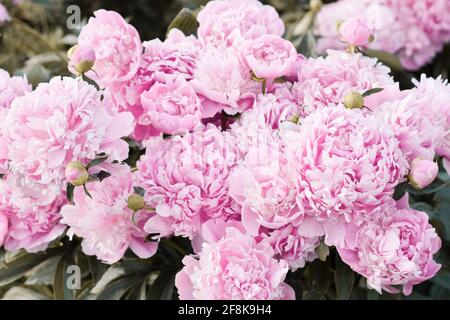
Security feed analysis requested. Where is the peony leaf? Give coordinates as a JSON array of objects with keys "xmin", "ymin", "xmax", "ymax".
[
  {"xmin": 96, "ymin": 276, "xmax": 141, "ymax": 300},
  {"xmin": 66, "ymin": 183, "xmax": 75, "ymax": 204},
  {"xmin": 363, "ymin": 49, "xmax": 403, "ymax": 71},
  {"xmin": 362, "ymin": 87, "xmax": 384, "ymax": 97},
  {"xmin": 393, "ymin": 181, "xmax": 408, "ymax": 200},
  {"xmin": 147, "ymin": 269, "xmax": 176, "ymax": 300},
  {"xmin": 167, "ymin": 8, "xmax": 199, "ymax": 36},
  {"xmin": 86, "ymin": 154, "xmax": 108, "ymax": 170},
  {"xmin": 53, "ymin": 253, "xmax": 76, "ymax": 300},
  {"xmin": 335, "ymin": 254, "xmax": 354, "ymax": 300}
]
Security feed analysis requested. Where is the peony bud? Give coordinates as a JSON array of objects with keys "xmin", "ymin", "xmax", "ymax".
[
  {"xmin": 339, "ymin": 17, "xmax": 373, "ymax": 47},
  {"xmin": 65, "ymin": 161, "xmax": 89, "ymax": 186},
  {"xmin": 0, "ymin": 4, "xmax": 11, "ymax": 26},
  {"xmin": 343, "ymin": 91, "xmax": 364, "ymax": 109},
  {"xmin": 408, "ymin": 158, "xmax": 439, "ymax": 189},
  {"xmin": 68, "ymin": 45, "xmax": 96, "ymax": 75},
  {"xmin": 127, "ymin": 194, "xmax": 145, "ymax": 212}
]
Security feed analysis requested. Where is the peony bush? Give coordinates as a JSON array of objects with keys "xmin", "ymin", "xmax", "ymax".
[{"xmin": 0, "ymin": 0, "xmax": 449, "ymax": 300}]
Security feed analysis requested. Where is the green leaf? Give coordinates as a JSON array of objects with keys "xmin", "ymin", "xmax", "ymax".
[
  {"xmin": 133, "ymin": 186, "xmax": 145, "ymax": 197},
  {"xmin": 25, "ymin": 255, "xmax": 60, "ymax": 286},
  {"xmin": 88, "ymin": 256, "xmax": 109, "ymax": 284},
  {"xmin": 53, "ymin": 253, "xmax": 77, "ymax": 300},
  {"xmin": 393, "ymin": 181, "xmax": 408, "ymax": 200},
  {"xmin": 66, "ymin": 183, "xmax": 75, "ymax": 204},
  {"xmin": 96, "ymin": 276, "xmax": 140, "ymax": 300},
  {"xmin": 363, "ymin": 49, "xmax": 403, "ymax": 71},
  {"xmin": 335, "ymin": 255, "xmax": 354, "ymax": 300},
  {"xmin": 147, "ymin": 270, "xmax": 176, "ymax": 300},
  {"xmin": 303, "ymin": 258, "xmax": 331, "ymax": 300},
  {"xmin": 295, "ymin": 31, "xmax": 317, "ymax": 58},
  {"xmin": 362, "ymin": 87, "xmax": 384, "ymax": 97},
  {"xmin": 167, "ymin": 8, "xmax": 199, "ymax": 36},
  {"xmin": 0, "ymin": 248, "xmax": 64, "ymax": 286},
  {"xmin": 83, "ymin": 184, "xmax": 92, "ymax": 199},
  {"xmin": 86, "ymin": 154, "xmax": 108, "ymax": 170}
]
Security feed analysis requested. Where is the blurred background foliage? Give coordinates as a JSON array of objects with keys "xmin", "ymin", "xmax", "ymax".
[{"xmin": 0, "ymin": 0, "xmax": 449, "ymax": 300}]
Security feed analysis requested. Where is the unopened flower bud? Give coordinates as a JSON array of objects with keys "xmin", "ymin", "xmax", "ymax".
[
  {"xmin": 339, "ymin": 17, "xmax": 373, "ymax": 47},
  {"xmin": 68, "ymin": 45, "xmax": 96, "ymax": 75},
  {"xmin": 343, "ymin": 91, "xmax": 364, "ymax": 109},
  {"xmin": 65, "ymin": 161, "xmax": 89, "ymax": 186},
  {"xmin": 127, "ymin": 194, "xmax": 145, "ymax": 212},
  {"xmin": 408, "ymin": 158, "xmax": 438, "ymax": 189}
]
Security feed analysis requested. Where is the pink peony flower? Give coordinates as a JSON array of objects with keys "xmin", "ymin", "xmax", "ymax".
[
  {"xmin": 230, "ymin": 89, "xmax": 300, "ymax": 156},
  {"xmin": 411, "ymin": 75, "xmax": 450, "ymax": 162},
  {"xmin": 339, "ymin": 17, "xmax": 373, "ymax": 47},
  {"xmin": 0, "ymin": 69, "xmax": 32, "ymax": 174},
  {"xmin": 175, "ymin": 223, "xmax": 295, "ymax": 300},
  {"xmin": 107, "ymin": 29, "xmax": 202, "ymax": 141},
  {"xmin": 197, "ymin": 0, "xmax": 285, "ymax": 48},
  {"xmin": 335, "ymin": 203, "xmax": 441, "ymax": 295},
  {"xmin": 68, "ymin": 45, "xmax": 96, "ymax": 75},
  {"xmin": 408, "ymin": 158, "xmax": 439, "ymax": 189},
  {"xmin": 140, "ymin": 76, "xmax": 202, "ymax": 135},
  {"xmin": 259, "ymin": 223, "xmax": 321, "ymax": 271},
  {"xmin": 229, "ymin": 133, "xmax": 302, "ymax": 234},
  {"xmin": 241, "ymin": 35, "xmax": 297, "ymax": 79},
  {"xmin": 374, "ymin": 88, "xmax": 440, "ymax": 163},
  {"xmin": 135, "ymin": 125, "xmax": 241, "ymax": 239},
  {"xmin": 142, "ymin": 29, "xmax": 202, "ymax": 82},
  {"xmin": 287, "ymin": 107, "xmax": 408, "ymax": 225},
  {"xmin": 191, "ymin": 46, "xmax": 260, "ymax": 117},
  {"xmin": 292, "ymin": 50, "xmax": 394, "ymax": 117},
  {"xmin": 315, "ymin": 0, "xmax": 450, "ymax": 70},
  {"xmin": 0, "ymin": 4, "xmax": 10, "ymax": 26},
  {"xmin": 0, "ymin": 69, "xmax": 32, "ymax": 110},
  {"xmin": 0, "ymin": 174, "xmax": 66, "ymax": 252},
  {"xmin": 77, "ymin": 10, "xmax": 142, "ymax": 87},
  {"xmin": 1, "ymin": 77, "xmax": 133, "ymax": 188},
  {"xmin": 60, "ymin": 165, "xmax": 157, "ymax": 264}
]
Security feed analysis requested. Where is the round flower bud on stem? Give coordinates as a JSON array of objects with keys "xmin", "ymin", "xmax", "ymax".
[
  {"xmin": 65, "ymin": 161, "xmax": 89, "ymax": 186},
  {"xmin": 127, "ymin": 193, "xmax": 145, "ymax": 212},
  {"xmin": 408, "ymin": 158, "xmax": 439, "ymax": 189},
  {"xmin": 343, "ymin": 91, "xmax": 364, "ymax": 109},
  {"xmin": 68, "ymin": 45, "xmax": 96, "ymax": 75}
]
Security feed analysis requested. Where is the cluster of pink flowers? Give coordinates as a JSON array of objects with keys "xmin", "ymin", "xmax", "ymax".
[
  {"xmin": 315, "ymin": 0, "xmax": 450, "ymax": 70},
  {"xmin": 0, "ymin": 0, "xmax": 447, "ymax": 300}
]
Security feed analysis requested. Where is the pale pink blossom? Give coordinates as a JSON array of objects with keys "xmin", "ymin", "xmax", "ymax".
[
  {"xmin": 78, "ymin": 10, "xmax": 142, "ymax": 87},
  {"xmin": 339, "ymin": 17, "xmax": 373, "ymax": 47},
  {"xmin": 107, "ymin": 29, "xmax": 202, "ymax": 141},
  {"xmin": 0, "ymin": 69, "xmax": 32, "ymax": 110},
  {"xmin": 0, "ymin": 174, "xmax": 66, "ymax": 252},
  {"xmin": 259, "ymin": 223, "xmax": 321, "ymax": 271},
  {"xmin": 229, "ymin": 133, "xmax": 302, "ymax": 234},
  {"xmin": 0, "ymin": 4, "xmax": 10, "ymax": 26},
  {"xmin": 0, "ymin": 69, "xmax": 31, "ymax": 174},
  {"xmin": 334, "ymin": 202, "xmax": 441, "ymax": 295},
  {"xmin": 175, "ymin": 222, "xmax": 295, "ymax": 300},
  {"xmin": 197, "ymin": 0, "xmax": 284, "ymax": 48},
  {"xmin": 316, "ymin": 0, "xmax": 450, "ymax": 70},
  {"xmin": 292, "ymin": 50, "xmax": 394, "ymax": 117},
  {"xmin": 191, "ymin": 46, "xmax": 260, "ymax": 117},
  {"xmin": 287, "ymin": 107, "xmax": 408, "ymax": 225},
  {"xmin": 241, "ymin": 35, "xmax": 297, "ymax": 79},
  {"xmin": 140, "ymin": 76, "xmax": 202, "ymax": 135},
  {"xmin": 60, "ymin": 165, "xmax": 157, "ymax": 264},
  {"xmin": 408, "ymin": 158, "xmax": 439, "ymax": 189},
  {"xmin": 1, "ymin": 77, "xmax": 133, "ymax": 188},
  {"xmin": 135, "ymin": 125, "xmax": 241, "ymax": 239}
]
